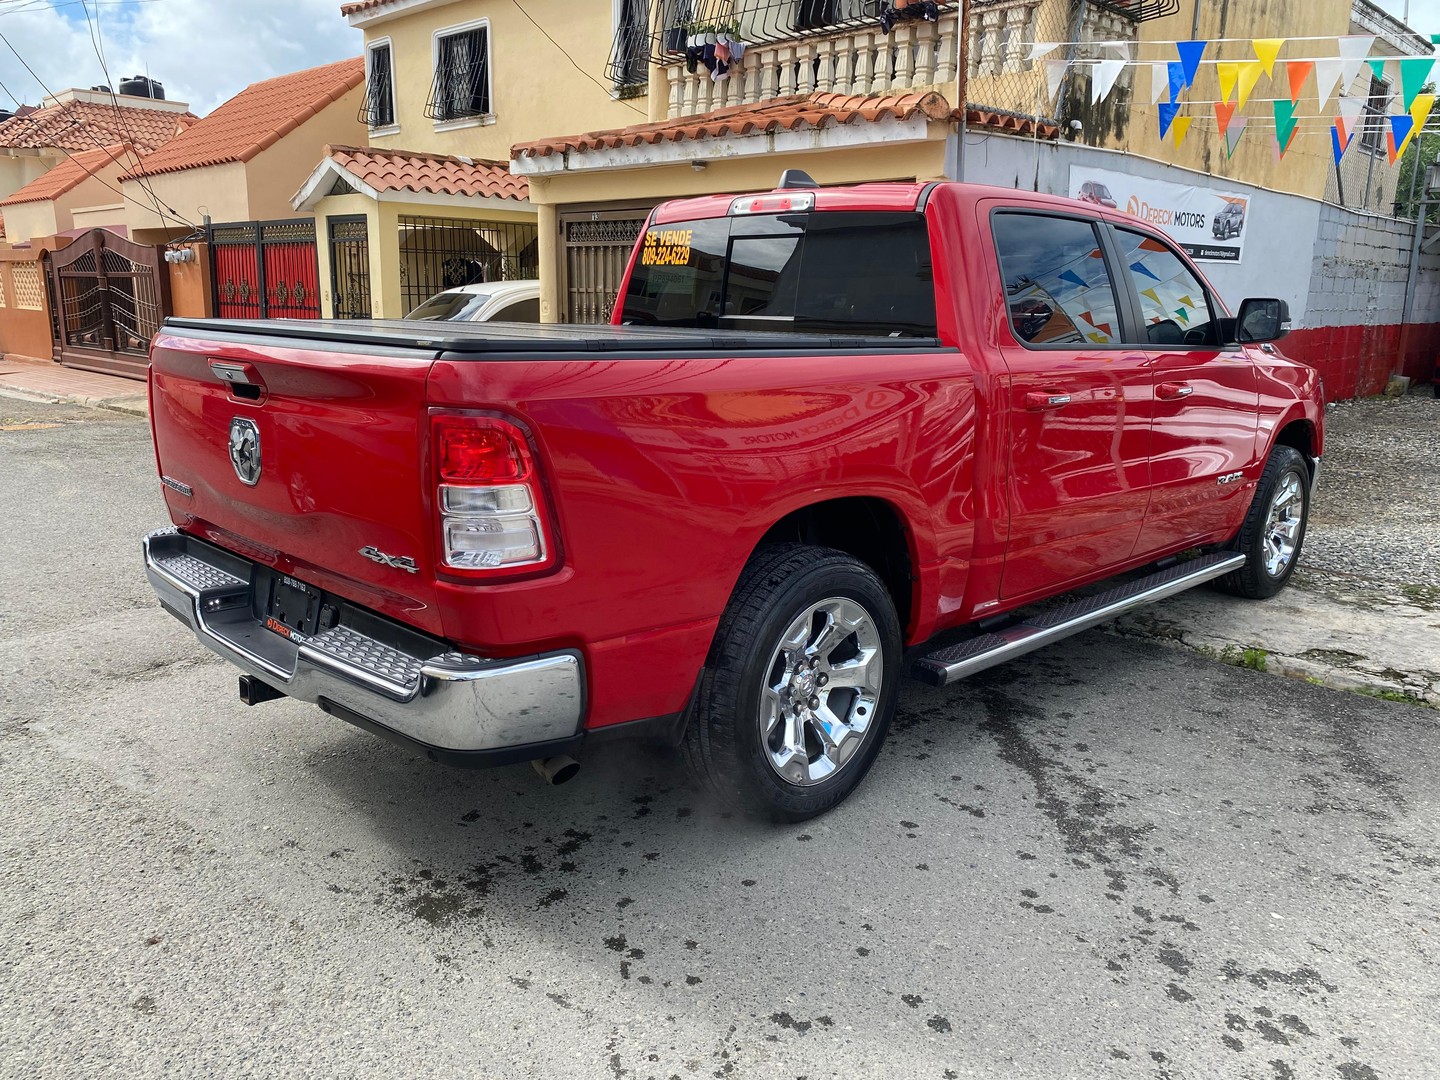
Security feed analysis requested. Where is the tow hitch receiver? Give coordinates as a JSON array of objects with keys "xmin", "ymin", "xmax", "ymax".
[{"xmin": 238, "ymin": 675, "xmax": 286, "ymax": 706}]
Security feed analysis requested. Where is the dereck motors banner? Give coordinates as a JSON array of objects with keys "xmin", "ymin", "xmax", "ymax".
[{"xmin": 1068, "ymin": 165, "xmax": 1252, "ymax": 263}]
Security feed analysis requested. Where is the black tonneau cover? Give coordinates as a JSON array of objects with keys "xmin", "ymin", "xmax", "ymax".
[{"xmin": 161, "ymin": 318, "xmax": 941, "ymax": 355}]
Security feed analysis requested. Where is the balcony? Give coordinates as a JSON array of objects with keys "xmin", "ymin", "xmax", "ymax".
[{"xmin": 663, "ymin": 14, "xmax": 960, "ymax": 119}]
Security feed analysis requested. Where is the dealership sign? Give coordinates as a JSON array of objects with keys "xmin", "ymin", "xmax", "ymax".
[{"xmin": 1068, "ymin": 166, "xmax": 1251, "ymax": 263}]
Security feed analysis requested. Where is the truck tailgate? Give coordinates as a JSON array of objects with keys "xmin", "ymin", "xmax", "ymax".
[{"xmin": 149, "ymin": 330, "xmax": 445, "ymax": 635}]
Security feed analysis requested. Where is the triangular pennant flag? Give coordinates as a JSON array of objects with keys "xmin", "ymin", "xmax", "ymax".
[
  {"xmin": 1314, "ymin": 57, "xmax": 1345, "ymax": 110},
  {"xmin": 1338, "ymin": 36, "xmax": 1375, "ymax": 89},
  {"xmin": 1087, "ymin": 333, "xmax": 1109, "ymax": 344},
  {"xmin": 1399, "ymin": 57, "xmax": 1435, "ymax": 111},
  {"xmin": 1433, "ymin": 33, "xmax": 1440, "ymax": 45},
  {"xmin": 1368, "ymin": 58, "xmax": 1387, "ymax": 83},
  {"xmin": 1172, "ymin": 116, "xmax": 1193, "ymax": 149},
  {"xmin": 1408, "ymin": 93, "xmax": 1436, "ymax": 155},
  {"xmin": 1226, "ymin": 114, "xmax": 1249, "ymax": 157},
  {"xmin": 1389, "ymin": 114, "xmax": 1415, "ymax": 165},
  {"xmin": 1217, "ymin": 62, "xmax": 1239, "ymax": 104},
  {"xmin": 1150, "ymin": 62, "xmax": 1170, "ymax": 105},
  {"xmin": 1092, "ymin": 58, "xmax": 1127, "ymax": 104},
  {"xmin": 1286, "ymin": 60, "xmax": 1313, "ymax": 104},
  {"xmin": 1174, "ymin": 307, "xmax": 1191, "ymax": 325},
  {"xmin": 1176, "ymin": 41, "xmax": 1207, "ymax": 88},
  {"xmin": 1237, "ymin": 62, "xmax": 1264, "ymax": 109},
  {"xmin": 1059, "ymin": 270, "xmax": 1087, "ymax": 289},
  {"xmin": 1108, "ymin": 41, "xmax": 1132, "ymax": 62},
  {"xmin": 1274, "ymin": 99, "xmax": 1298, "ymax": 148},
  {"xmin": 1132, "ymin": 262, "xmax": 1162, "ymax": 282},
  {"xmin": 1141, "ymin": 287, "xmax": 1161, "ymax": 304},
  {"xmin": 1027, "ymin": 42, "xmax": 1062, "ymax": 62},
  {"xmin": 1168, "ymin": 61, "xmax": 1187, "ymax": 102},
  {"xmin": 1158, "ymin": 101, "xmax": 1182, "ymax": 139},
  {"xmin": 1336, "ymin": 95, "xmax": 1365, "ymax": 145},
  {"xmin": 1178, "ymin": 295, "xmax": 1196, "ymax": 309},
  {"xmin": 1215, "ymin": 101, "xmax": 1236, "ymax": 135},
  {"xmin": 1332, "ymin": 124, "xmax": 1346, "ymax": 167},
  {"xmin": 1045, "ymin": 58, "xmax": 1070, "ymax": 103},
  {"xmin": 1252, "ymin": 39, "xmax": 1284, "ymax": 78}
]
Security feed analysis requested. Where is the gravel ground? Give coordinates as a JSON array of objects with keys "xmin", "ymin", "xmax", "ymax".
[{"xmin": 1299, "ymin": 391, "xmax": 1440, "ymax": 602}]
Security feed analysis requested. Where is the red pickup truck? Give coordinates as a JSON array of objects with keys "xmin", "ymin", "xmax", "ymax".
[{"xmin": 142, "ymin": 174, "xmax": 1323, "ymax": 820}]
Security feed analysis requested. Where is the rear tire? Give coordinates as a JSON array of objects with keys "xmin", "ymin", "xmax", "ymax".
[
  {"xmin": 1217, "ymin": 445, "xmax": 1310, "ymax": 599},
  {"xmin": 681, "ymin": 544, "xmax": 901, "ymax": 822}
]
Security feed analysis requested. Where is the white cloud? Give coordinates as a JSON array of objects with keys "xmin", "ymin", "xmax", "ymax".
[{"xmin": 0, "ymin": 0, "xmax": 360, "ymax": 115}]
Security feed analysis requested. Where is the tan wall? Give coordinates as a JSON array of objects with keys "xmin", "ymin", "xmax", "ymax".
[
  {"xmin": 363, "ymin": 0, "xmax": 639, "ymax": 159},
  {"xmin": 245, "ymin": 86, "xmax": 367, "ymax": 220},
  {"xmin": 1097, "ymin": 0, "xmax": 1351, "ymax": 200},
  {"xmin": 125, "ymin": 161, "xmax": 250, "ymax": 233},
  {"xmin": 169, "ymin": 241, "xmax": 212, "ymax": 318},
  {"xmin": 0, "ymin": 250, "xmax": 56, "ymax": 361},
  {"xmin": 71, "ymin": 203, "xmax": 128, "ymax": 231},
  {"xmin": 0, "ymin": 152, "xmax": 57, "ymax": 204},
  {"xmin": 2, "ymin": 200, "xmax": 59, "ymax": 242}
]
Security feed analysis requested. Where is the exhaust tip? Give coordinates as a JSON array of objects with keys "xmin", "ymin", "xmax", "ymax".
[{"xmin": 531, "ymin": 755, "xmax": 581, "ymax": 786}]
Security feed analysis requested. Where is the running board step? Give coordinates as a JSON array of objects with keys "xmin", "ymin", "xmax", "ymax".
[{"xmin": 910, "ymin": 552, "xmax": 1246, "ymax": 688}]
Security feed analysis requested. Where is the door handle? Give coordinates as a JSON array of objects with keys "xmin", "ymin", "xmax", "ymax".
[
  {"xmin": 1025, "ymin": 391, "xmax": 1072, "ymax": 411},
  {"xmin": 1156, "ymin": 381, "xmax": 1194, "ymax": 401}
]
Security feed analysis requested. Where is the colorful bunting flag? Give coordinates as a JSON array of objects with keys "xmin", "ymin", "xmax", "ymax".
[
  {"xmin": 1314, "ymin": 57, "xmax": 1345, "ymax": 110},
  {"xmin": 1150, "ymin": 62, "xmax": 1170, "ymax": 106},
  {"xmin": 1168, "ymin": 61, "xmax": 1187, "ymax": 102},
  {"xmin": 1225, "ymin": 114, "xmax": 1249, "ymax": 157},
  {"xmin": 1273, "ymin": 100, "xmax": 1298, "ymax": 148},
  {"xmin": 1174, "ymin": 307, "xmax": 1191, "ymax": 325},
  {"xmin": 1331, "ymin": 124, "xmax": 1346, "ymax": 167},
  {"xmin": 1338, "ymin": 36, "xmax": 1375, "ymax": 89},
  {"xmin": 1172, "ymin": 116, "xmax": 1193, "ymax": 149},
  {"xmin": 1141, "ymin": 287, "xmax": 1162, "ymax": 305},
  {"xmin": 1335, "ymin": 95, "xmax": 1365, "ymax": 149},
  {"xmin": 1176, "ymin": 41, "xmax": 1207, "ymax": 88},
  {"xmin": 1216, "ymin": 62, "xmax": 1239, "ymax": 104},
  {"xmin": 1132, "ymin": 262, "xmax": 1161, "ymax": 282},
  {"xmin": 1388, "ymin": 114, "xmax": 1414, "ymax": 165},
  {"xmin": 1252, "ymin": 38, "xmax": 1284, "ymax": 77},
  {"xmin": 1158, "ymin": 101, "xmax": 1182, "ymax": 139},
  {"xmin": 1368, "ymin": 58, "xmax": 1387, "ymax": 83},
  {"xmin": 1409, "ymin": 93, "xmax": 1436, "ymax": 151},
  {"xmin": 1286, "ymin": 61, "xmax": 1313, "ymax": 104},
  {"xmin": 1027, "ymin": 42, "xmax": 1062, "ymax": 62},
  {"xmin": 1237, "ymin": 62, "xmax": 1264, "ymax": 110},
  {"xmin": 1059, "ymin": 270, "xmax": 1088, "ymax": 289},
  {"xmin": 1399, "ymin": 57, "xmax": 1435, "ymax": 111},
  {"xmin": 1107, "ymin": 41, "xmax": 1132, "ymax": 62},
  {"xmin": 1215, "ymin": 101, "xmax": 1236, "ymax": 135},
  {"xmin": 1093, "ymin": 58, "xmax": 1127, "ymax": 104},
  {"xmin": 1045, "ymin": 58, "xmax": 1069, "ymax": 103}
]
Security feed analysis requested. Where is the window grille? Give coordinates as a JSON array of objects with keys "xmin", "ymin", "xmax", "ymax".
[
  {"xmin": 426, "ymin": 26, "xmax": 491, "ymax": 122},
  {"xmin": 1359, "ymin": 77, "xmax": 1389, "ymax": 154},
  {"xmin": 360, "ymin": 43, "xmax": 395, "ymax": 128},
  {"xmin": 396, "ymin": 216, "xmax": 539, "ymax": 315},
  {"xmin": 607, "ymin": 0, "xmax": 651, "ymax": 94}
]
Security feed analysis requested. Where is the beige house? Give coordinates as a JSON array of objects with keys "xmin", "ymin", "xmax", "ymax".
[
  {"xmin": 0, "ymin": 144, "xmax": 133, "ymax": 244},
  {"xmin": 119, "ymin": 58, "xmax": 367, "ymax": 245},
  {"xmin": 298, "ymin": 0, "xmax": 648, "ymax": 318}
]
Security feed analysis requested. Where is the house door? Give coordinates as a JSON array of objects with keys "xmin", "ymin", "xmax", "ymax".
[
  {"xmin": 560, "ymin": 210, "xmax": 647, "ymax": 323},
  {"xmin": 328, "ymin": 216, "xmax": 373, "ymax": 319},
  {"xmin": 210, "ymin": 220, "xmax": 321, "ymax": 320},
  {"xmin": 47, "ymin": 229, "xmax": 170, "ymax": 380}
]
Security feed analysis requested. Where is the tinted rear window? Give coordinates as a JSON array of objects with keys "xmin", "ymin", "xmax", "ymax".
[{"xmin": 620, "ymin": 211, "xmax": 936, "ymax": 336}]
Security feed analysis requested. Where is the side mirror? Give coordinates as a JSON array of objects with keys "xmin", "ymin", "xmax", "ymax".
[{"xmin": 1235, "ymin": 298, "xmax": 1291, "ymax": 344}]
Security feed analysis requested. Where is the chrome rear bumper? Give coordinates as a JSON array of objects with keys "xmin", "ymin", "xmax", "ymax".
[{"xmin": 142, "ymin": 528, "xmax": 583, "ymax": 756}]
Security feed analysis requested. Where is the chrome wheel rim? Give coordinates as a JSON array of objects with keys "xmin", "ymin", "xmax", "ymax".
[
  {"xmin": 1263, "ymin": 470, "xmax": 1305, "ymax": 577},
  {"xmin": 760, "ymin": 597, "xmax": 883, "ymax": 788}
]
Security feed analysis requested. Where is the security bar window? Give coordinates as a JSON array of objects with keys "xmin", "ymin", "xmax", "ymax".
[
  {"xmin": 360, "ymin": 42, "xmax": 395, "ymax": 129},
  {"xmin": 426, "ymin": 24, "xmax": 491, "ymax": 122},
  {"xmin": 1359, "ymin": 76, "xmax": 1389, "ymax": 155}
]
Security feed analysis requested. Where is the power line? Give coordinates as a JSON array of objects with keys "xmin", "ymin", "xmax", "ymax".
[{"xmin": 507, "ymin": 0, "xmax": 649, "ymax": 117}]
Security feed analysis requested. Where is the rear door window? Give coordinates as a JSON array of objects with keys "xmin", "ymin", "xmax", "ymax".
[
  {"xmin": 620, "ymin": 211, "xmax": 936, "ymax": 336},
  {"xmin": 991, "ymin": 212, "xmax": 1122, "ymax": 347}
]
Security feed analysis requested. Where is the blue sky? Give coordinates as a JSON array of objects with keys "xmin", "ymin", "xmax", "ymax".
[{"xmin": 0, "ymin": 0, "xmax": 1434, "ymax": 119}]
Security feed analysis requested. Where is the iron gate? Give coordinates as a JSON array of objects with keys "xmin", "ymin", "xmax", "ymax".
[
  {"xmin": 46, "ymin": 229, "xmax": 170, "ymax": 379},
  {"xmin": 329, "ymin": 216, "xmax": 373, "ymax": 320},
  {"xmin": 210, "ymin": 219, "xmax": 321, "ymax": 320},
  {"xmin": 561, "ymin": 211, "xmax": 647, "ymax": 323}
]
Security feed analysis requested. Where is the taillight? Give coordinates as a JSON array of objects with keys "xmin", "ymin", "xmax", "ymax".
[{"xmin": 432, "ymin": 414, "xmax": 557, "ymax": 577}]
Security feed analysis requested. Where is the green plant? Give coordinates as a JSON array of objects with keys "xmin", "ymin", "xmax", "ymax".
[{"xmin": 1241, "ymin": 646, "xmax": 1268, "ymax": 672}]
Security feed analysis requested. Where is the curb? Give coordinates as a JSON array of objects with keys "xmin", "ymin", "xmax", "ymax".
[{"xmin": 0, "ymin": 383, "xmax": 149, "ymax": 417}]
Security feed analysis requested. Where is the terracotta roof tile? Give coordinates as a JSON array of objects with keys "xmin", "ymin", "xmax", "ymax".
[
  {"xmin": 325, "ymin": 144, "xmax": 528, "ymax": 201},
  {"xmin": 512, "ymin": 91, "xmax": 955, "ymax": 159},
  {"xmin": 0, "ymin": 144, "xmax": 131, "ymax": 206},
  {"xmin": 0, "ymin": 99, "xmax": 193, "ymax": 153},
  {"xmin": 120, "ymin": 58, "xmax": 364, "ymax": 181},
  {"xmin": 339, "ymin": 0, "xmax": 395, "ymax": 13},
  {"xmin": 964, "ymin": 107, "xmax": 1060, "ymax": 140}
]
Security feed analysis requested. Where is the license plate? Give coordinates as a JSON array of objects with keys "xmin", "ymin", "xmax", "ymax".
[{"xmin": 267, "ymin": 575, "xmax": 319, "ymax": 638}]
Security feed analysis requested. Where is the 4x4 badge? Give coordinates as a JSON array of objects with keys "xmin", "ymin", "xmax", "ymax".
[{"xmin": 228, "ymin": 417, "xmax": 261, "ymax": 486}]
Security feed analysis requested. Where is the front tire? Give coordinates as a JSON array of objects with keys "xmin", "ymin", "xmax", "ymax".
[
  {"xmin": 1217, "ymin": 445, "xmax": 1310, "ymax": 599},
  {"xmin": 681, "ymin": 544, "xmax": 901, "ymax": 821}
]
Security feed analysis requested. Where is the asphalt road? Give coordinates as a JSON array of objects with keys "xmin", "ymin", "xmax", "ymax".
[{"xmin": 2, "ymin": 400, "xmax": 1437, "ymax": 1080}]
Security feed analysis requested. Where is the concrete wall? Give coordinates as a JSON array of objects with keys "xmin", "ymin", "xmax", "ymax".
[
  {"xmin": 245, "ymin": 87, "xmax": 366, "ymax": 220},
  {"xmin": 169, "ymin": 241, "xmax": 212, "ymax": 319},
  {"xmin": 0, "ymin": 152, "xmax": 57, "ymax": 204},
  {"xmin": 0, "ymin": 249, "xmax": 56, "ymax": 362},
  {"xmin": 357, "ymin": 0, "xmax": 638, "ymax": 159},
  {"xmin": 126, "ymin": 161, "xmax": 250, "ymax": 234},
  {"xmin": 958, "ymin": 130, "xmax": 1438, "ymax": 397}
]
